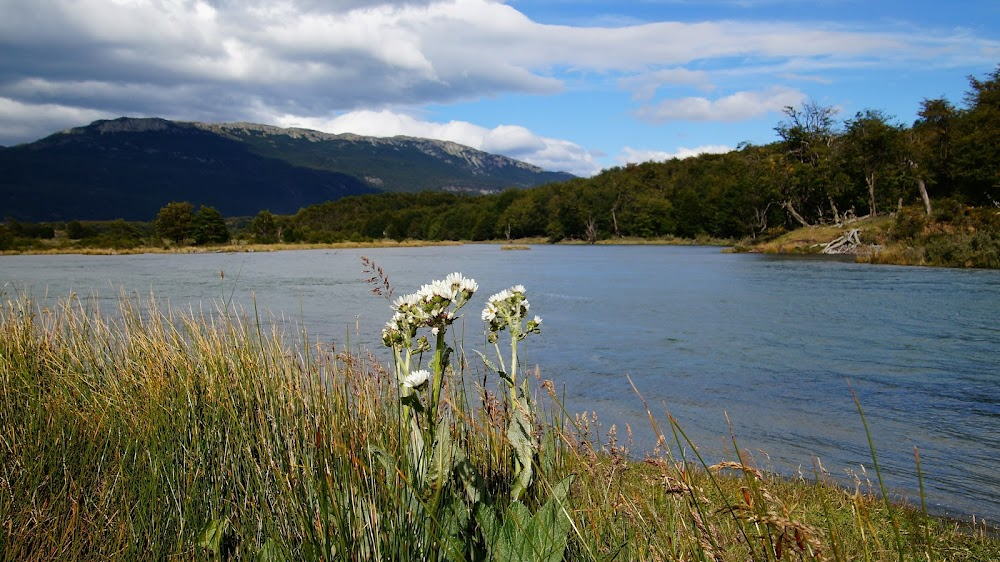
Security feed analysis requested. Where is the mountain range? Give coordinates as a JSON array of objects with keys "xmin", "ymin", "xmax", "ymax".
[{"xmin": 0, "ymin": 117, "xmax": 574, "ymax": 221}]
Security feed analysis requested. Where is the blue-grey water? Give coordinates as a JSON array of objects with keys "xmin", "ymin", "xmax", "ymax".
[{"xmin": 2, "ymin": 245, "xmax": 998, "ymax": 523}]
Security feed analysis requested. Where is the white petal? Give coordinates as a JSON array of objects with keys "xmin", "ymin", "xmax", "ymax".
[{"xmin": 403, "ymin": 369, "xmax": 430, "ymax": 389}]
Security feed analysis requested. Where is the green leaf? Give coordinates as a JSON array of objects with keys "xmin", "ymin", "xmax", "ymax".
[
  {"xmin": 197, "ymin": 517, "xmax": 230, "ymax": 557},
  {"xmin": 454, "ymin": 457, "xmax": 484, "ymax": 504},
  {"xmin": 255, "ymin": 538, "xmax": 286, "ymax": 562},
  {"xmin": 503, "ymin": 502, "xmax": 535, "ymax": 561},
  {"xmin": 427, "ymin": 426, "xmax": 458, "ymax": 489},
  {"xmin": 477, "ymin": 487, "xmax": 576, "ymax": 562},
  {"xmin": 532, "ymin": 475, "xmax": 575, "ymax": 562},
  {"xmin": 507, "ymin": 403, "xmax": 536, "ymax": 501}
]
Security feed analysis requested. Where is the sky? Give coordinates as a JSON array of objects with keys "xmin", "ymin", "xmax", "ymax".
[{"xmin": 1, "ymin": 1, "xmax": 998, "ymax": 177}]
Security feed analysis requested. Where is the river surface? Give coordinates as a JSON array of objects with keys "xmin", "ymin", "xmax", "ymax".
[{"xmin": 2, "ymin": 245, "xmax": 998, "ymax": 522}]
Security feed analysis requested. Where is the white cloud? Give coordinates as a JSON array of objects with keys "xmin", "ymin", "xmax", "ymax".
[
  {"xmin": 1, "ymin": 0, "xmax": 996, "ymax": 172},
  {"xmin": 275, "ymin": 109, "xmax": 600, "ymax": 176},
  {"xmin": 636, "ymin": 87, "xmax": 808, "ymax": 122},
  {"xmin": 619, "ymin": 68, "xmax": 713, "ymax": 102},
  {"xmin": 618, "ymin": 145, "xmax": 734, "ymax": 165},
  {"xmin": 0, "ymin": 97, "xmax": 112, "ymax": 146},
  {"xmin": 1, "ymin": 0, "xmax": 993, "ymax": 129}
]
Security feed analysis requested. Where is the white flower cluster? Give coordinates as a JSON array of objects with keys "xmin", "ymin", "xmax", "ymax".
[
  {"xmin": 482, "ymin": 285, "xmax": 542, "ymax": 343},
  {"xmin": 381, "ymin": 272, "xmax": 478, "ymax": 349}
]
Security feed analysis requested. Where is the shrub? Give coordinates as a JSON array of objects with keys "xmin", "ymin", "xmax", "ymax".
[
  {"xmin": 932, "ymin": 197, "xmax": 966, "ymax": 224},
  {"xmin": 892, "ymin": 207, "xmax": 929, "ymax": 240}
]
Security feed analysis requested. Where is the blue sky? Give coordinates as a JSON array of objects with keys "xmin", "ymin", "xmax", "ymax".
[{"xmin": 1, "ymin": 1, "xmax": 998, "ymax": 176}]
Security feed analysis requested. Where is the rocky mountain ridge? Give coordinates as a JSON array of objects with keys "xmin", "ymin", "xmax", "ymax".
[{"xmin": 2, "ymin": 117, "xmax": 573, "ymax": 221}]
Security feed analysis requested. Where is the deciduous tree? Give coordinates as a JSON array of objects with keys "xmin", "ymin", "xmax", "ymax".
[
  {"xmin": 953, "ymin": 65, "xmax": 1000, "ymax": 204},
  {"xmin": 248, "ymin": 209, "xmax": 279, "ymax": 243},
  {"xmin": 155, "ymin": 201, "xmax": 194, "ymax": 244},
  {"xmin": 842, "ymin": 109, "xmax": 905, "ymax": 217},
  {"xmin": 192, "ymin": 205, "xmax": 230, "ymax": 245}
]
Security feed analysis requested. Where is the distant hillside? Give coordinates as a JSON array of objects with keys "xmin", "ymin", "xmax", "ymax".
[
  {"xmin": 0, "ymin": 117, "xmax": 573, "ymax": 221},
  {"xmin": 202, "ymin": 122, "xmax": 574, "ymax": 194}
]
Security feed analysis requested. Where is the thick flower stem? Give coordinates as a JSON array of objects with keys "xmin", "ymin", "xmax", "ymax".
[
  {"xmin": 429, "ymin": 330, "xmax": 447, "ymax": 423},
  {"xmin": 509, "ymin": 333, "xmax": 519, "ymax": 408}
]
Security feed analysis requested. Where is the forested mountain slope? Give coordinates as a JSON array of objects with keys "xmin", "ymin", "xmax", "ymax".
[{"xmin": 0, "ymin": 117, "xmax": 572, "ymax": 221}]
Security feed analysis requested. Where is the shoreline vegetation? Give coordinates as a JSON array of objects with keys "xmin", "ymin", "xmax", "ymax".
[
  {"xmin": 3, "ymin": 205, "xmax": 998, "ymax": 270},
  {"xmin": 731, "ymin": 203, "xmax": 1000, "ymax": 269},
  {"xmin": 2, "ymin": 273, "xmax": 998, "ymax": 561}
]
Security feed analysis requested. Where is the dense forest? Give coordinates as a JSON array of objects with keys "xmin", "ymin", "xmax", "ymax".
[{"xmin": 3, "ymin": 65, "xmax": 999, "ymax": 259}]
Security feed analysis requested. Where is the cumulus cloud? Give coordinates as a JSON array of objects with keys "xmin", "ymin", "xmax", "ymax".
[
  {"xmin": 1, "ymin": 0, "xmax": 996, "ymax": 166},
  {"xmin": 635, "ymin": 87, "xmax": 808, "ymax": 123},
  {"xmin": 276, "ymin": 110, "xmax": 601, "ymax": 176},
  {"xmin": 618, "ymin": 145, "xmax": 734, "ymax": 165}
]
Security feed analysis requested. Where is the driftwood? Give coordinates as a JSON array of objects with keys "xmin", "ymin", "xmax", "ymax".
[{"xmin": 822, "ymin": 229, "xmax": 862, "ymax": 254}]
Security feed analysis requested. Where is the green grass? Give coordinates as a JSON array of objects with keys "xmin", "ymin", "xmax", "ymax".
[{"xmin": 1, "ymin": 291, "xmax": 997, "ymax": 561}]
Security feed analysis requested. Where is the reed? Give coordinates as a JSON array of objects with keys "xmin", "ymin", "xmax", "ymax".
[{"xmin": 1, "ymin": 287, "xmax": 996, "ymax": 561}]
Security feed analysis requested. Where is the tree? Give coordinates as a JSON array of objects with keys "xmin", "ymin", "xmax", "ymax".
[
  {"xmin": 66, "ymin": 220, "xmax": 87, "ymax": 239},
  {"xmin": 953, "ymin": 65, "xmax": 1000, "ymax": 204},
  {"xmin": 774, "ymin": 101, "xmax": 841, "ymax": 225},
  {"xmin": 909, "ymin": 97, "xmax": 958, "ymax": 214},
  {"xmin": 99, "ymin": 219, "xmax": 142, "ymax": 249},
  {"xmin": 155, "ymin": 201, "xmax": 194, "ymax": 244},
  {"xmin": 248, "ymin": 210, "xmax": 279, "ymax": 243},
  {"xmin": 730, "ymin": 143, "xmax": 782, "ymax": 237},
  {"xmin": 192, "ymin": 206, "xmax": 230, "ymax": 245},
  {"xmin": 842, "ymin": 109, "xmax": 904, "ymax": 217}
]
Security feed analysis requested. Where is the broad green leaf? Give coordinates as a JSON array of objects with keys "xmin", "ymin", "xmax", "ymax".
[
  {"xmin": 197, "ymin": 517, "xmax": 230, "ymax": 557},
  {"xmin": 427, "ymin": 427, "xmax": 456, "ymax": 489},
  {"xmin": 507, "ymin": 403, "xmax": 536, "ymax": 501}
]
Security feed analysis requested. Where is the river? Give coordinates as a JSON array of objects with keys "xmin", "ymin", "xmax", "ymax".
[{"xmin": 2, "ymin": 244, "xmax": 998, "ymax": 522}]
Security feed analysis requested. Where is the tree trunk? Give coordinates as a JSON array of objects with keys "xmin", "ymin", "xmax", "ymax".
[
  {"xmin": 829, "ymin": 197, "xmax": 841, "ymax": 225},
  {"xmin": 585, "ymin": 217, "xmax": 598, "ymax": 245},
  {"xmin": 916, "ymin": 177, "xmax": 932, "ymax": 215},
  {"xmin": 753, "ymin": 204, "xmax": 769, "ymax": 239},
  {"xmin": 866, "ymin": 171, "xmax": 877, "ymax": 217},
  {"xmin": 783, "ymin": 200, "xmax": 810, "ymax": 227},
  {"xmin": 611, "ymin": 191, "xmax": 622, "ymax": 237}
]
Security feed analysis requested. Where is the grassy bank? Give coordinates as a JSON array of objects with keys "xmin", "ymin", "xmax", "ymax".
[
  {"xmin": 1, "ymin": 239, "xmax": 462, "ymax": 256},
  {"xmin": 735, "ymin": 203, "xmax": 1000, "ymax": 269},
  {"xmin": 1, "ymin": 287, "xmax": 997, "ymax": 561},
  {"xmin": 3, "ymin": 235, "xmax": 731, "ymax": 257}
]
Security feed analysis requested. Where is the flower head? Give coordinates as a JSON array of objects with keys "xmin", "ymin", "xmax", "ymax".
[
  {"xmin": 402, "ymin": 369, "xmax": 430, "ymax": 389},
  {"xmin": 482, "ymin": 284, "xmax": 539, "ymax": 342},
  {"xmin": 383, "ymin": 273, "xmax": 477, "ymax": 348}
]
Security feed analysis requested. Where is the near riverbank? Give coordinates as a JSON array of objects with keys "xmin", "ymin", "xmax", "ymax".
[{"xmin": 2, "ymin": 289, "xmax": 997, "ymax": 561}]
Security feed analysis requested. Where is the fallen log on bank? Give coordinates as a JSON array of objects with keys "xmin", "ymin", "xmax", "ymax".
[{"xmin": 822, "ymin": 229, "xmax": 862, "ymax": 254}]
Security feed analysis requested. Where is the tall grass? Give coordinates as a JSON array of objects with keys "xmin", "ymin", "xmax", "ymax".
[
  {"xmin": 1, "ymin": 288, "xmax": 996, "ymax": 561},
  {"xmin": 0, "ymin": 290, "xmax": 409, "ymax": 559}
]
